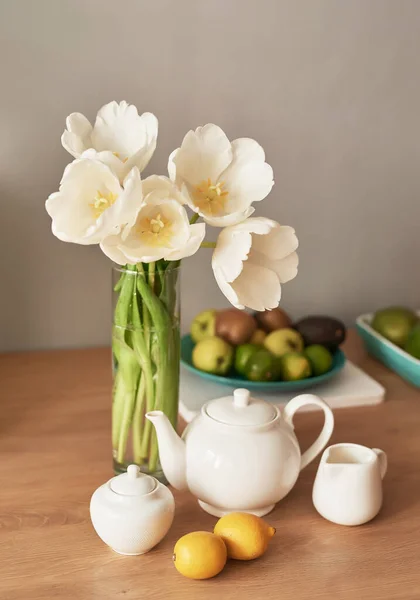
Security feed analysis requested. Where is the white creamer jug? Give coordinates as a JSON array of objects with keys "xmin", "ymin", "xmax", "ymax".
[{"xmin": 313, "ymin": 443, "xmax": 387, "ymax": 526}]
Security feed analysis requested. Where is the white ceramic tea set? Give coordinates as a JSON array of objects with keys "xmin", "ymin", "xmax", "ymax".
[{"xmin": 90, "ymin": 388, "xmax": 387, "ymax": 555}]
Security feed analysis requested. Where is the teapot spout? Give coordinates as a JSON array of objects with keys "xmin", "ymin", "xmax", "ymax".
[{"xmin": 146, "ymin": 411, "xmax": 187, "ymax": 490}]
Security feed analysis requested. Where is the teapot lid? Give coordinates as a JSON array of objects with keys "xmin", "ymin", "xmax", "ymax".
[
  {"xmin": 110, "ymin": 464, "xmax": 157, "ymax": 496},
  {"xmin": 205, "ymin": 388, "xmax": 277, "ymax": 426}
]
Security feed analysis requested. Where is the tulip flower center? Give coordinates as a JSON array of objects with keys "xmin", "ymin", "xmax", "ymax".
[
  {"xmin": 90, "ymin": 190, "xmax": 118, "ymax": 218},
  {"xmin": 193, "ymin": 178, "xmax": 228, "ymax": 216},
  {"xmin": 137, "ymin": 213, "xmax": 173, "ymax": 246}
]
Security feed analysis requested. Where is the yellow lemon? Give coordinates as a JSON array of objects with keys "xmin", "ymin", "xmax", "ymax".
[
  {"xmin": 214, "ymin": 512, "xmax": 276, "ymax": 560},
  {"xmin": 173, "ymin": 531, "xmax": 227, "ymax": 579}
]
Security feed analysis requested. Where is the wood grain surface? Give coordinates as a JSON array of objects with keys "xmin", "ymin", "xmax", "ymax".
[{"xmin": 1, "ymin": 331, "xmax": 419, "ymax": 600}]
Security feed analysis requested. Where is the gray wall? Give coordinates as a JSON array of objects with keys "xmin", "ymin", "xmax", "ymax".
[{"xmin": 1, "ymin": 0, "xmax": 419, "ymax": 352}]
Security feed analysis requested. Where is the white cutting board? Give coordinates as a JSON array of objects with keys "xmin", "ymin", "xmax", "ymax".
[{"xmin": 179, "ymin": 361, "xmax": 385, "ymax": 420}]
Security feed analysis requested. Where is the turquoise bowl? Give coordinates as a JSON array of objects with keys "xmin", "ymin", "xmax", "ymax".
[
  {"xmin": 180, "ymin": 334, "xmax": 346, "ymax": 392},
  {"xmin": 356, "ymin": 313, "xmax": 420, "ymax": 388}
]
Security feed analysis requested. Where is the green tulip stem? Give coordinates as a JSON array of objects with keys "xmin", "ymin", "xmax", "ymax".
[{"xmin": 112, "ymin": 261, "xmax": 179, "ymax": 475}]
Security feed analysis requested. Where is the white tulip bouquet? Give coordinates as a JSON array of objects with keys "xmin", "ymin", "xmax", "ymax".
[{"xmin": 46, "ymin": 101, "xmax": 299, "ymax": 476}]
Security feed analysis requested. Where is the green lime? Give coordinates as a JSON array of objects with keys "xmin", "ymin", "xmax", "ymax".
[
  {"xmin": 234, "ymin": 344, "xmax": 261, "ymax": 376},
  {"xmin": 279, "ymin": 352, "xmax": 312, "ymax": 381},
  {"xmin": 245, "ymin": 349, "xmax": 277, "ymax": 382},
  {"xmin": 271, "ymin": 356, "xmax": 283, "ymax": 381},
  {"xmin": 304, "ymin": 345, "xmax": 333, "ymax": 376}
]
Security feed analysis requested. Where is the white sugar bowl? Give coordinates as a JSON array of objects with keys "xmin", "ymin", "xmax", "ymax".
[{"xmin": 90, "ymin": 465, "xmax": 175, "ymax": 555}]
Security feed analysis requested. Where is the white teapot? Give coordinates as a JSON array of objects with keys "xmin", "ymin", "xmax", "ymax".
[
  {"xmin": 147, "ymin": 388, "xmax": 334, "ymax": 517},
  {"xmin": 90, "ymin": 464, "xmax": 175, "ymax": 555}
]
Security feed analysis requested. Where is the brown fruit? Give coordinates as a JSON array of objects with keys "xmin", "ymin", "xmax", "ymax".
[
  {"xmin": 255, "ymin": 308, "xmax": 292, "ymax": 332},
  {"xmin": 215, "ymin": 309, "xmax": 257, "ymax": 346}
]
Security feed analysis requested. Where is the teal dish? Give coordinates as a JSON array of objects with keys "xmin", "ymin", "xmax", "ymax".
[
  {"xmin": 356, "ymin": 313, "xmax": 420, "ymax": 388},
  {"xmin": 181, "ymin": 334, "xmax": 346, "ymax": 391}
]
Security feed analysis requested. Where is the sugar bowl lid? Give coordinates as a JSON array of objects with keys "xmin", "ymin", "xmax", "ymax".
[
  {"xmin": 205, "ymin": 388, "xmax": 277, "ymax": 426},
  {"xmin": 110, "ymin": 464, "xmax": 157, "ymax": 496}
]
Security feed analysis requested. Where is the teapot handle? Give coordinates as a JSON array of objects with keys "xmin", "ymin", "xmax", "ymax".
[
  {"xmin": 178, "ymin": 400, "xmax": 199, "ymax": 423},
  {"xmin": 283, "ymin": 394, "xmax": 334, "ymax": 471}
]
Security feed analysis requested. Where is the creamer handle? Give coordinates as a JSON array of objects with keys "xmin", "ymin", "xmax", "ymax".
[
  {"xmin": 373, "ymin": 448, "xmax": 388, "ymax": 479},
  {"xmin": 283, "ymin": 394, "xmax": 335, "ymax": 471}
]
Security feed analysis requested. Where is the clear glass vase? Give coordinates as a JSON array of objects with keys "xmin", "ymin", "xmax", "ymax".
[{"xmin": 111, "ymin": 263, "xmax": 180, "ymax": 481}]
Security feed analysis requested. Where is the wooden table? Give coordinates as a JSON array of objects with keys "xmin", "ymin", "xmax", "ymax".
[{"xmin": 1, "ymin": 331, "xmax": 420, "ymax": 600}]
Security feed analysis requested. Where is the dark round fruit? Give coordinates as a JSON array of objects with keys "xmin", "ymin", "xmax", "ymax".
[{"xmin": 294, "ymin": 316, "xmax": 346, "ymax": 351}]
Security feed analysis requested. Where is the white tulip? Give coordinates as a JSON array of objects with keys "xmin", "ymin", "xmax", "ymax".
[
  {"xmin": 45, "ymin": 158, "xmax": 142, "ymax": 245},
  {"xmin": 212, "ymin": 217, "xmax": 298, "ymax": 311},
  {"xmin": 61, "ymin": 101, "xmax": 158, "ymax": 179},
  {"xmin": 168, "ymin": 124, "xmax": 274, "ymax": 227},
  {"xmin": 100, "ymin": 177, "xmax": 205, "ymax": 264}
]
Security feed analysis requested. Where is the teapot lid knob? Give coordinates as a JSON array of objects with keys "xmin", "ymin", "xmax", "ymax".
[
  {"xmin": 206, "ymin": 387, "xmax": 277, "ymax": 425},
  {"xmin": 127, "ymin": 464, "xmax": 140, "ymax": 479},
  {"xmin": 233, "ymin": 388, "xmax": 250, "ymax": 408}
]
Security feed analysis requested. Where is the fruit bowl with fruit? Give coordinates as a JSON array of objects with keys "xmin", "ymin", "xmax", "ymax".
[
  {"xmin": 181, "ymin": 308, "xmax": 346, "ymax": 391},
  {"xmin": 356, "ymin": 306, "xmax": 420, "ymax": 388}
]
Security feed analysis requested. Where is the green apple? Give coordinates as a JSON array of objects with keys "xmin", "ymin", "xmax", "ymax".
[
  {"xmin": 263, "ymin": 328, "xmax": 304, "ymax": 357},
  {"xmin": 372, "ymin": 307, "xmax": 418, "ymax": 347},
  {"xmin": 304, "ymin": 344, "xmax": 333, "ymax": 376},
  {"xmin": 279, "ymin": 352, "xmax": 312, "ymax": 381},
  {"xmin": 192, "ymin": 336, "xmax": 234, "ymax": 375},
  {"xmin": 190, "ymin": 309, "xmax": 216, "ymax": 343}
]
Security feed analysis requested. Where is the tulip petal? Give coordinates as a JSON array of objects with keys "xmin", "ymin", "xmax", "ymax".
[
  {"xmin": 231, "ymin": 138, "xmax": 266, "ymax": 163},
  {"xmin": 91, "ymin": 101, "xmax": 158, "ymax": 168},
  {"xmin": 80, "ymin": 149, "xmax": 126, "ymax": 181},
  {"xmin": 220, "ymin": 159, "xmax": 274, "ymax": 212},
  {"xmin": 166, "ymin": 223, "xmax": 206, "ymax": 260},
  {"xmin": 274, "ymin": 251, "xmax": 299, "ymax": 283},
  {"xmin": 252, "ymin": 225, "xmax": 298, "ymax": 260},
  {"xmin": 212, "ymin": 228, "xmax": 252, "ymax": 282},
  {"xmin": 231, "ymin": 262, "xmax": 281, "ymax": 311},
  {"xmin": 124, "ymin": 112, "xmax": 158, "ymax": 174},
  {"xmin": 66, "ymin": 112, "xmax": 92, "ymax": 137},
  {"xmin": 100, "ymin": 235, "xmax": 130, "ymax": 265},
  {"xmin": 213, "ymin": 266, "xmax": 243, "ymax": 309},
  {"xmin": 229, "ymin": 216, "xmax": 275, "ymax": 236},
  {"xmin": 203, "ymin": 206, "xmax": 255, "ymax": 228},
  {"xmin": 142, "ymin": 175, "xmax": 187, "ymax": 205},
  {"xmin": 168, "ymin": 148, "xmax": 179, "ymax": 181},
  {"xmin": 61, "ymin": 112, "xmax": 92, "ymax": 157},
  {"xmin": 173, "ymin": 124, "xmax": 232, "ymax": 185}
]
